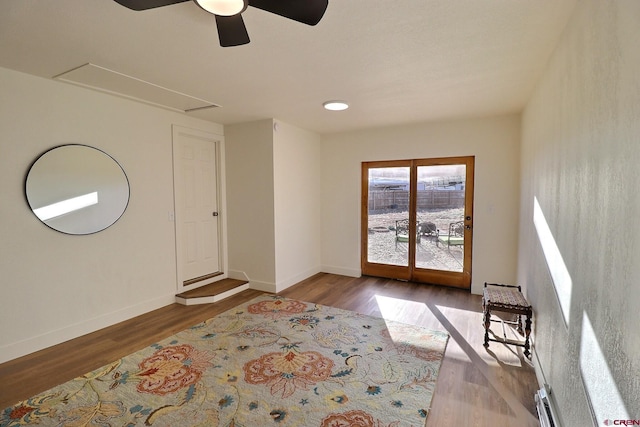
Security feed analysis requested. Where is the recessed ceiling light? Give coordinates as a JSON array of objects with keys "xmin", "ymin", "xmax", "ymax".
[{"xmin": 323, "ymin": 100, "xmax": 349, "ymax": 111}]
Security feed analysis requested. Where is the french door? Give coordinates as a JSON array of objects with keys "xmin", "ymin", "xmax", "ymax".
[{"xmin": 361, "ymin": 156, "xmax": 474, "ymax": 289}]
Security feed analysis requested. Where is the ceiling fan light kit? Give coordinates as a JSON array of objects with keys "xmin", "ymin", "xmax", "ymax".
[
  {"xmin": 113, "ymin": 0, "xmax": 328, "ymax": 47},
  {"xmin": 194, "ymin": 0, "xmax": 247, "ymax": 16}
]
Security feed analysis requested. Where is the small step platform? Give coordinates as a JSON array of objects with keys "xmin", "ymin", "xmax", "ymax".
[{"xmin": 175, "ymin": 278, "xmax": 250, "ymax": 306}]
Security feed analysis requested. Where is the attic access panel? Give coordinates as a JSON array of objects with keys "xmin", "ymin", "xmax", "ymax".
[{"xmin": 54, "ymin": 63, "xmax": 220, "ymax": 113}]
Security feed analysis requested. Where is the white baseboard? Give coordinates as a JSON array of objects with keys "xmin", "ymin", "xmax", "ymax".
[
  {"xmin": 275, "ymin": 267, "xmax": 322, "ymax": 292},
  {"xmin": 0, "ymin": 293, "xmax": 176, "ymax": 364},
  {"xmin": 532, "ymin": 345, "xmax": 564, "ymax": 427},
  {"xmin": 248, "ymin": 279, "xmax": 277, "ymax": 293},
  {"xmin": 228, "ymin": 270, "xmax": 276, "ymax": 293},
  {"xmin": 531, "ymin": 344, "xmax": 547, "ymax": 389},
  {"xmin": 228, "ymin": 269, "xmax": 249, "ymax": 281},
  {"xmin": 320, "ymin": 265, "xmax": 361, "ymax": 278}
]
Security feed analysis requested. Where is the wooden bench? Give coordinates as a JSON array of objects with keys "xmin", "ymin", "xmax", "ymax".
[{"xmin": 482, "ymin": 282, "xmax": 532, "ymax": 357}]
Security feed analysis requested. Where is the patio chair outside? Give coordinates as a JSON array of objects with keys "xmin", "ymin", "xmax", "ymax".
[
  {"xmin": 395, "ymin": 219, "xmax": 421, "ymax": 246},
  {"xmin": 437, "ymin": 220, "xmax": 464, "ymax": 247}
]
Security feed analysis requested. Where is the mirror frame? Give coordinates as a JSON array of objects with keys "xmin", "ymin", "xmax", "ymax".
[{"xmin": 25, "ymin": 144, "xmax": 130, "ymax": 235}]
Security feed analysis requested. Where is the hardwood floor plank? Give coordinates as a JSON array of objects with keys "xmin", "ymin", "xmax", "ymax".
[{"xmin": 0, "ymin": 274, "xmax": 540, "ymax": 426}]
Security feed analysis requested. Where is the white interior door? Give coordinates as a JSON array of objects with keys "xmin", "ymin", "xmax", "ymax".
[{"xmin": 173, "ymin": 126, "xmax": 222, "ymax": 289}]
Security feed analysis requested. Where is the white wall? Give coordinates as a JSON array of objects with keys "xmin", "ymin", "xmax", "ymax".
[
  {"xmin": 225, "ymin": 120, "xmax": 276, "ymax": 290},
  {"xmin": 225, "ymin": 119, "xmax": 323, "ymax": 293},
  {"xmin": 273, "ymin": 121, "xmax": 323, "ymax": 290},
  {"xmin": 519, "ymin": 1, "xmax": 640, "ymax": 425},
  {"xmin": 0, "ymin": 67, "xmax": 223, "ymax": 363},
  {"xmin": 321, "ymin": 115, "xmax": 521, "ymax": 294}
]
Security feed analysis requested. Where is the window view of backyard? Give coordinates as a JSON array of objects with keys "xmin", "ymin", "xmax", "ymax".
[{"xmin": 367, "ymin": 165, "xmax": 466, "ymax": 272}]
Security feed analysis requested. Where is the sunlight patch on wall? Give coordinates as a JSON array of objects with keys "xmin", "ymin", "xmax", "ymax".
[
  {"xmin": 580, "ymin": 311, "xmax": 629, "ymax": 423},
  {"xmin": 533, "ymin": 196, "xmax": 572, "ymax": 326}
]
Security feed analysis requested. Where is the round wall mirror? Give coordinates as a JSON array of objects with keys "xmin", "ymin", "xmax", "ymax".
[{"xmin": 25, "ymin": 144, "xmax": 130, "ymax": 235}]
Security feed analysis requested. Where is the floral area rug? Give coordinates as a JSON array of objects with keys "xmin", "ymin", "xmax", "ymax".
[{"xmin": 2, "ymin": 295, "xmax": 449, "ymax": 427}]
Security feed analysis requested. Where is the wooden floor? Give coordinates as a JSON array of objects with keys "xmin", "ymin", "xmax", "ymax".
[{"xmin": 0, "ymin": 274, "xmax": 540, "ymax": 426}]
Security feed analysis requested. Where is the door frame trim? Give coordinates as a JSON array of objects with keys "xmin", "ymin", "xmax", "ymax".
[
  {"xmin": 360, "ymin": 156, "xmax": 474, "ymax": 289},
  {"xmin": 172, "ymin": 125, "xmax": 229, "ymax": 292}
]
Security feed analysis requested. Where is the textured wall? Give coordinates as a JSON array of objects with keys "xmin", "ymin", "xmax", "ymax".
[{"xmin": 519, "ymin": 1, "xmax": 640, "ymax": 425}]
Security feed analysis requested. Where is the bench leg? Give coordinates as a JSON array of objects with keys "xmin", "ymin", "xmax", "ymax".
[
  {"xmin": 517, "ymin": 314, "xmax": 524, "ymax": 335},
  {"xmin": 524, "ymin": 313, "xmax": 532, "ymax": 358},
  {"xmin": 483, "ymin": 307, "xmax": 491, "ymax": 347}
]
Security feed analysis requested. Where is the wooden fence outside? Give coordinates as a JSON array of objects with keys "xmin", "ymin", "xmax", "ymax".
[{"xmin": 368, "ymin": 190, "xmax": 465, "ymax": 212}]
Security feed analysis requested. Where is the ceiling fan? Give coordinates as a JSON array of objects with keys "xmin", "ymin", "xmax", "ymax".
[{"xmin": 113, "ymin": 0, "xmax": 329, "ymax": 47}]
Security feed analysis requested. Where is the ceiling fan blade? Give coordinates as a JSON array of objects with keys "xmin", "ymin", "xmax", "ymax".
[
  {"xmin": 248, "ymin": 0, "xmax": 328, "ymax": 25},
  {"xmin": 113, "ymin": 0, "xmax": 189, "ymax": 11},
  {"xmin": 215, "ymin": 14, "xmax": 250, "ymax": 47}
]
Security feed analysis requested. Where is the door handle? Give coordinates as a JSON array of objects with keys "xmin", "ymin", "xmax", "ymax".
[{"xmin": 212, "ymin": 212, "xmax": 219, "ymax": 217}]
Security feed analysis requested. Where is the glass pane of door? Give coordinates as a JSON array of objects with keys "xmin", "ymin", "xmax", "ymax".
[
  {"xmin": 415, "ymin": 164, "xmax": 466, "ymax": 272},
  {"xmin": 366, "ymin": 166, "xmax": 410, "ymax": 266}
]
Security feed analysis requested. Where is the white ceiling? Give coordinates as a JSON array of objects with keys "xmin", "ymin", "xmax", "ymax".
[{"xmin": 0, "ymin": 0, "xmax": 577, "ymax": 135}]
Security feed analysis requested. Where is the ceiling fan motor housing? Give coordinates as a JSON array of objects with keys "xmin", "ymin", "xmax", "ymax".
[{"xmin": 112, "ymin": 0, "xmax": 329, "ymax": 47}]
